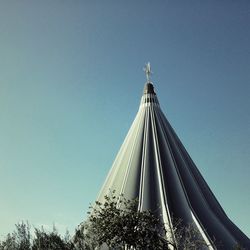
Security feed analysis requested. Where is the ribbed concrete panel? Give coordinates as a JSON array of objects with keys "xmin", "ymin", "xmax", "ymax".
[{"xmin": 97, "ymin": 82, "xmax": 250, "ymax": 249}]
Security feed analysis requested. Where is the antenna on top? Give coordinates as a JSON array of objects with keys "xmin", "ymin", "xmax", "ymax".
[{"xmin": 143, "ymin": 62, "xmax": 153, "ymax": 83}]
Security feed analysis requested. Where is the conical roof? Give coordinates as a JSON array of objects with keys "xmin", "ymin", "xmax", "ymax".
[{"xmin": 97, "ymin": 80, "xmax": 250, "ymax": 249}]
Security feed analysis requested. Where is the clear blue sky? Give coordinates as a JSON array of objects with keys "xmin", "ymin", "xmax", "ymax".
[{"xmin": 0, "ymin": 0, "xmax": 249, "ymax": 238}]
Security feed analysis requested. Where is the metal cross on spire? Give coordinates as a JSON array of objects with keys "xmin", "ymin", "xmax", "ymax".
[{"xmin": 143, "ymin": 62, "xmax": 153, "ymax": 82}]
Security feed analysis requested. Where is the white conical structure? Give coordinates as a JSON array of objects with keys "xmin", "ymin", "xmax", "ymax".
[{"xmin": 97, "ymin": 80, "xmax": 250, "ymax": 249}]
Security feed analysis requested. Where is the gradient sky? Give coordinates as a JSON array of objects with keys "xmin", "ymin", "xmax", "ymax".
[{"xmin": 0, "ymin": 0, "xmax": 249, "ymax": 238}]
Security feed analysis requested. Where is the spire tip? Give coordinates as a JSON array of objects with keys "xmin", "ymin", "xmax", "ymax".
[{"xmin": 143, "ymin": 62, "xmax": 153, "ymax": 83}]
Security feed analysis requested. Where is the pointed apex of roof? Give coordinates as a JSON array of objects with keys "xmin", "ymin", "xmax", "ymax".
[
  {"xmin": 140, "ymin": 82, "xmax": 159, "ymax": 107},
  {"xmin": 143, "ymin": 82, "xmax": 155, "ymax": 94}
]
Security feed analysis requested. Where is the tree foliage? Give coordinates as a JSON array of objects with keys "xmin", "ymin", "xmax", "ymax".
[
  {"xmin": 83, "ymin": 192, "xmax": 167, "ymax": 250},
  {"xmin": 32, "ymin": 226, "xmax": 74, "ymax": 250},
  {"xmin": 82, "ymin": 192, "xmax": 217, "ymax": 250},
  {"xmin": 169, "ymin": 218, "xmax": 213, "ymax": 250},
  {"xmin": 0, "ymin": 222, "xmax": 75, "ymax": 250},
  {"xmin": 0, "ymin": 196, "xmax": 243, "ymax": 249}
]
